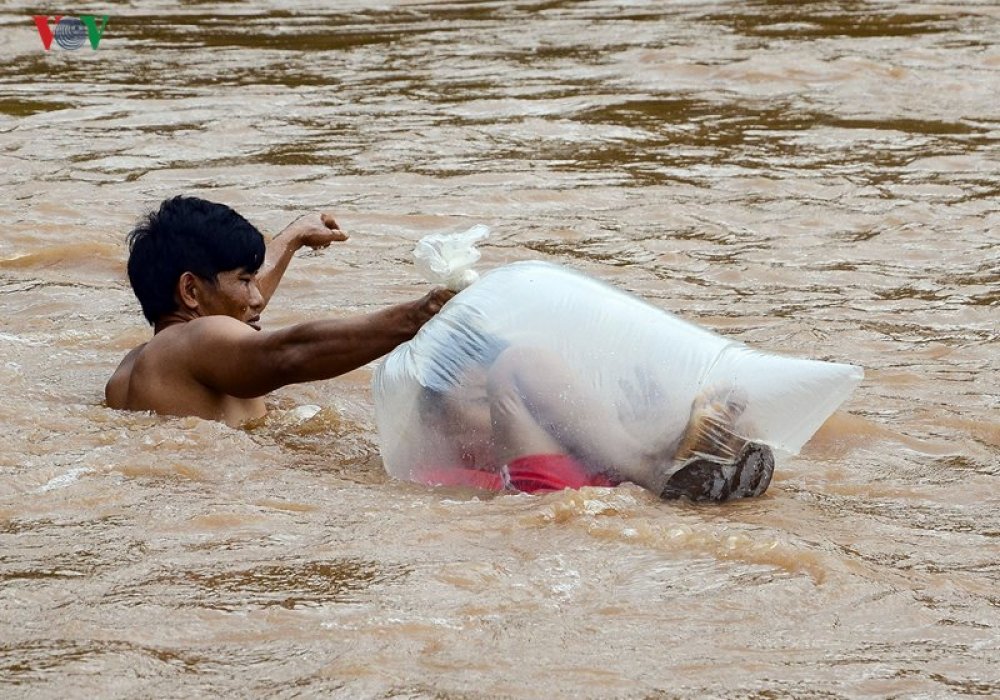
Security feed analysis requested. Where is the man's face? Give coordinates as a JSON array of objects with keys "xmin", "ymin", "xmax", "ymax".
[{"xmin": 198, "ymin": 268, "xmax": 264, "ymax": 329}]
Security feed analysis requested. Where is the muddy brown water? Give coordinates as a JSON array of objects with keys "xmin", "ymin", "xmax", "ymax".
[{"xmin": 1, "ymin": 2, "xmax": 998, "ymax": 698}]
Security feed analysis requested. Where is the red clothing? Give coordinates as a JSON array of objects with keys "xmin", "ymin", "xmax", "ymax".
[{"xmin": 419, "ymin": 454, "xmax": 618, "ymax": 494}]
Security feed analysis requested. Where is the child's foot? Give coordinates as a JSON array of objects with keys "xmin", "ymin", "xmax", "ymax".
[
  {"xmin": 672, "ymin": 386, "xmax": 749, "ymax": 464},
  {"xmin": 651, "ymin": 386, "xmax": 773, "ymax": 501},
  {"xmin": 660, "ymin": 442, "xmax": 775, "ymax": 501}
]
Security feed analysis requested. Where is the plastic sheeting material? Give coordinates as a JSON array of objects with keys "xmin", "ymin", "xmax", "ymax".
[
  {"xmin": 412, "ymin": 224, "xmax": 490, "ymax": 291},
  {"xmin": 373, "ymin": 261, "xmax": 863, "ymax": 492}
]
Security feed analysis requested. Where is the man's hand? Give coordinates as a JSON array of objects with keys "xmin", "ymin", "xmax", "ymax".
[
  {"xmin": 412, "ymin": 287, "xmax": 456, "ymax": 326},
  {"xmin": 259, "ymin": 212, "xmax": 350, "ymax": 309},
  {"xmin": 280, "ymin": 212, "xmax": 350, "ymax": 250}
]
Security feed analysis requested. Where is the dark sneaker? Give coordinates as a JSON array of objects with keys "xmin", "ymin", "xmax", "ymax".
[{"xmin": 660, "ymin": 442, "xmax": 775, "ymax": 502}]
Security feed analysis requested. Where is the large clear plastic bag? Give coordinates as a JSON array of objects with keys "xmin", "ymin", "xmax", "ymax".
[{"xmin": 372, "ymin": 261, "xmax": 863, "ymax": 497}]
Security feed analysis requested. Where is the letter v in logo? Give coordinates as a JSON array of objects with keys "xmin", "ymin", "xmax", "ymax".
[
  {"xmin": 32, "ymin": 15, "xmax": 62, "ymax": 51},
  {"xmin": 80, "ymin": 15, "xmax": 110, "ymax": 49}
]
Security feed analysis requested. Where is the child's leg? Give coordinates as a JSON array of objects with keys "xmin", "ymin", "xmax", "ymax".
[{"xmin": 486, "ymin": 347, "xmax": 654, "ymax": 484}]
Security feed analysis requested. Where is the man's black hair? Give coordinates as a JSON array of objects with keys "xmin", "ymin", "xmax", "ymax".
[{"xmin": 126, "ymin": 195, "xmax": 266, "ymax": 325}]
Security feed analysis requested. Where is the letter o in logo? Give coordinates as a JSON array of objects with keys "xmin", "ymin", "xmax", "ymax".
[{"xmin": 54, "ymin": 17, "xmax": 87, "ymax": 50}]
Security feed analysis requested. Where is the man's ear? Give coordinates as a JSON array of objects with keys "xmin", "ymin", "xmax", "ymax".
[{"xmin": 177, "ymin": 271, "xmax": 202, "ymax": 311}]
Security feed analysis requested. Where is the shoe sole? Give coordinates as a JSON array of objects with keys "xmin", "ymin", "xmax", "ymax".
[{"xmin": 660, "ymin": 442, "xmax": 775, "ymax": 502}]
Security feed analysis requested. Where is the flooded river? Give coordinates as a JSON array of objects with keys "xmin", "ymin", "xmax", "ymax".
[{"xmin": 1, "ymin": 1, "xmax": 998, "ymax": 697}]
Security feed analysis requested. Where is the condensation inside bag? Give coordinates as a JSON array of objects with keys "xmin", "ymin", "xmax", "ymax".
[{"xmin": 373, "ymin": 261, "xmax": 863, "ymax": 492}]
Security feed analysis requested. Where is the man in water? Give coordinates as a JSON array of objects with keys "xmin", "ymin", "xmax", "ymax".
[{"xmin": 106, "ymin": 195, "xmax": 453, "ymax": 426}]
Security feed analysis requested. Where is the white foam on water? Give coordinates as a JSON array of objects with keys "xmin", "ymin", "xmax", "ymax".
[
  {"xmin": 0, "ymin": 332, "xmax": 43, "ymax": 346},
  {"xmin": 36, "ymin": 467, "xmax": 94, "ymax": 493},
  {"xmin": 290, "ymin": 404, "xmax": 322, "ymax": 422}
]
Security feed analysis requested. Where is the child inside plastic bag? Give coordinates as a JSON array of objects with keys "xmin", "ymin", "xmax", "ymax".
[
  {"xmin": 374, "ymin": 260, "xmax": 862, "ymax": 502},
  {"xmin": 417, "ymin": 336, "xmax": 774, "ymax": 501}
]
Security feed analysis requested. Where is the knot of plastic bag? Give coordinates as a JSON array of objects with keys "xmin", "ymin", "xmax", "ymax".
[{"xmin": 413, "ymin": 224, "xmax": 490, "ymax": 291}]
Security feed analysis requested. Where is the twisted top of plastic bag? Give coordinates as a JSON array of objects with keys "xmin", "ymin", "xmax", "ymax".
[{"xmin": 413, "ymin": 224, "xmax": 490, "ymax": 291}]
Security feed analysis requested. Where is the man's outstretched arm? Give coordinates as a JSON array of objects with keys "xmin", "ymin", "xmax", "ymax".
[
  {"xmin": 257, "ymin": 212, "xmax": 348, "ymax": 307},
  {"xmin": 181, "ymin": 288, "xmax": 454, "ymax": 399}
]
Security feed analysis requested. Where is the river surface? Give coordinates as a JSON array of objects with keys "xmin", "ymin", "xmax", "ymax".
[{"xmin": 1, "ymin": 1, "xmax": 998, "ymax": 698}]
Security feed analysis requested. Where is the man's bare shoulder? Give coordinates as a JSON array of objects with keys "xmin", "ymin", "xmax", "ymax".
[
  {"xmin": 164, "ymin": 315, "xmax": 257, "ymax": 350},
  {"xmin": 105, "ymin": 343, "xmax": 146, "ymax": 409},
  {"xmin": 136, "ymin": 317, "xmax": 260, "ymax": 377},
  {"xmin": 105, "ymin": 317, "xmax": 256, "ymax": 410}
]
